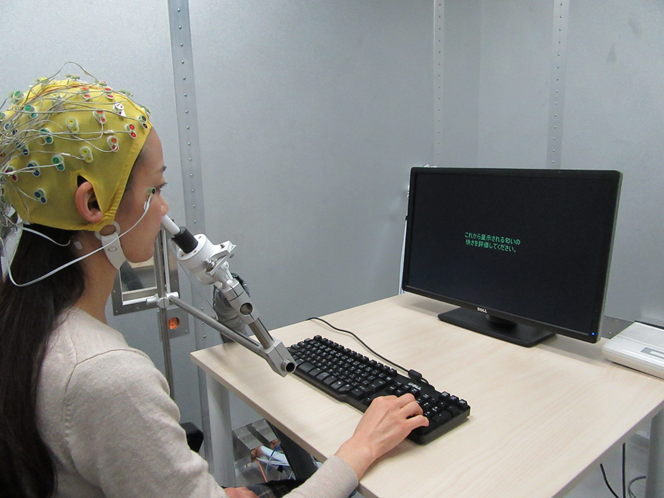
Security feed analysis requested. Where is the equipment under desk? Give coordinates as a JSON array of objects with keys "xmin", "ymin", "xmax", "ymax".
[{"xmin": 192, "ymin": 293, "xmax": 664, "ymax": 498}]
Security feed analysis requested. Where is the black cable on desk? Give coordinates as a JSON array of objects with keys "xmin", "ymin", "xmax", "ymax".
[{"xmin": 306, "ymin": 316, "xmax": 430, "ymax": 385}]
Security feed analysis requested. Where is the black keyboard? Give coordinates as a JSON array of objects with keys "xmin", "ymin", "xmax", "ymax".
[{"xmin": 288, "ymin": 335, "xmax": 470, "ymax": 444}]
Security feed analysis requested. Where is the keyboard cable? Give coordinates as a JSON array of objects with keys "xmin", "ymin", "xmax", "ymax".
[
  {"xmin": 599, "ymin": 442, "xmax": 648, "ymax": 498},
  {"xmin": 306, "ymin": 316, "xmax": 430, "ymax": 385}
]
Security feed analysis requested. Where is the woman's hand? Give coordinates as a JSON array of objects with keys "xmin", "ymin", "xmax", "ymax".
[
  {"xmin": 334, "ymin": 393, "xmax": 428, "ymax": 479},
  {"xmin": 224, "ymin": 487, "xmax": 259, "ymax": 498}
]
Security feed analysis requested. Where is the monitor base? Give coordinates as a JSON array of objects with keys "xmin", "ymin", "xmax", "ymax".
[{"xmin": 438, "ymin": 308, "xmax": 554, "ymax": 347}]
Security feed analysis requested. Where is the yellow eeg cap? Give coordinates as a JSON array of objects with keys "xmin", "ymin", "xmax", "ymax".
[{"xmin": 0, "ymin": 75, "xmax": 152, "ymax": 231}]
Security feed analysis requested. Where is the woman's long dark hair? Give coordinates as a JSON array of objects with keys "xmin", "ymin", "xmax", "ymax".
[{"xmin": 0, "ymin": 225, "xmax": 85, "ymax": 498}]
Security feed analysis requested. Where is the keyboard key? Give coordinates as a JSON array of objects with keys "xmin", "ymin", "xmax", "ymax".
[
  {"xmin": 323, "ymin": 376, "xmax": 337, "ymax": 386},
  {"xmin": 298, "ymin": 362, "xmax": 315, "ymax": 373}
]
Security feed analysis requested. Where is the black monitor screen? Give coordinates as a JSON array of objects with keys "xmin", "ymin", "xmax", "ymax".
[{"xmin": 402, "ymin": 168, "xmax": 621, "ymax": 346}]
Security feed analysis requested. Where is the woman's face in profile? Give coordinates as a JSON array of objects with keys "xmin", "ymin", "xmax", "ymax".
[{"xmin": 113, "ymin": 129, "xmax": 169, "ymax": 264}]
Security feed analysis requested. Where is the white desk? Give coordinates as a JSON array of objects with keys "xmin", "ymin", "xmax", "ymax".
[{"xmin": 192, "ymin": 294, "xmax": 664, "ymax": 498}]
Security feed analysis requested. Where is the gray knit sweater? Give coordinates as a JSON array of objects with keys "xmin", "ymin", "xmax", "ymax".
[{"xmin": 36, "ymin": 307, "xmax": 358, "ymax": 498}]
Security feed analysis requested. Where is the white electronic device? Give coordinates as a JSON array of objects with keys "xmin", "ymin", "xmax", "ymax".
[{"xmin": 603, "ymin": 321, "xmax": 664, "ymax": 379}]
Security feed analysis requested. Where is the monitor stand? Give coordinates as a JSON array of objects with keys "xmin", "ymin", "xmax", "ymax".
[{"xmin": 438, "ymin": 308, "xmax": 554, "ymax": 347}]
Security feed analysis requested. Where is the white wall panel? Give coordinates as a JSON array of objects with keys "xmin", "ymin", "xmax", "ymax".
[
  {"xmin": 189, "ymin": 0, "xmax": 434, "ymax": 329},
  {"xmin": 476, "ymin": 1, "xmax": 551, "ymax": 169},
  {"xmin": 439, "ymin": 0, "xmax": 551, "ymax": 169},
  {"xmin": 564, "ymin": 0, "xmax": 664, "ymax": 324}
]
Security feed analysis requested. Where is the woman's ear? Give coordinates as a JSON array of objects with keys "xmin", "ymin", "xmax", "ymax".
[{"xmin": 74, "ymin": 181, "xmax": 103, "ymax": 224}]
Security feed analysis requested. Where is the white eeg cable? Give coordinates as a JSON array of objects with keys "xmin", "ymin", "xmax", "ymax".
[
  {"xmin": 21, "ymin": 226, "xmax": 71, "ymax": 247},
  {"xmin": 1, "ymin": 191, "xmax": 154, "ymax": 287}
]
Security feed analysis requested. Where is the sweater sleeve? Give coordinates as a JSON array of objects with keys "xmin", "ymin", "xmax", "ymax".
[
  {"xmin": 284, "ymin": 456, "xmax": 359, "ymax": 498},
  {"xmin": 63, "ymin": 349, "xmax": 226, "ymax": 498}
]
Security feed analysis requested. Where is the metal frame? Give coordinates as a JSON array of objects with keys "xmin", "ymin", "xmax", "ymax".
[
  {"xmin": 546, "ymin": 0, "xmax": 570, "ymax": 169},
  {"xmin": 110, "ymin": 233, "xmax": 182, "ymax": 316},
  {"xmin": 433, "ymin": 0, "xmax": 444, "ymax": 166},
  {"xmin": 167, "ymin": 0, "xmax": 216, "ymax": 471},
  {"xmin": 153, "ymin": 231, "xmax": 177, "ymax": 397},
  {"xmin": 647, "ymin": 411, "xmax": 664, "ymax": 497}
]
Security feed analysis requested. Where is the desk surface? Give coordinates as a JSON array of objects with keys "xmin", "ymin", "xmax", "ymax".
[{"xmin": 192, "ymin": 294, "xmax": 664, "ymax": 498}]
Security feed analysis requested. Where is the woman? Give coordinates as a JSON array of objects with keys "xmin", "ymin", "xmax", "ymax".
[{"xmin": 0, "ymin": 68, "xmax": 427, "ymax": 498}]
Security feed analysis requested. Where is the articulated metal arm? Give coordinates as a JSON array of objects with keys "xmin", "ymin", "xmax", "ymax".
[{"xmin": 158, "ymin": 215, "xmax": 295, "ymax": 377}]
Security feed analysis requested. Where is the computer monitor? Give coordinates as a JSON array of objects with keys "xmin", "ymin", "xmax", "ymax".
[{"xmin": 401, "ymin": 167, "xmax": 622, "ymax": 347}]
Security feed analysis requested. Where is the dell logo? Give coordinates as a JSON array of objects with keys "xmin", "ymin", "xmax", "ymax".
[{"xmin": 477, "ymin": 307, "xmax": 488, "ymax": 314}]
